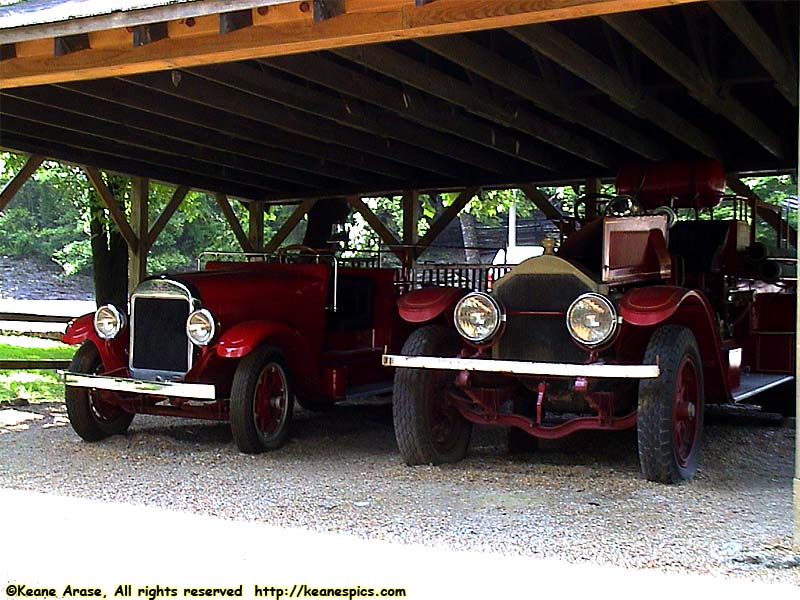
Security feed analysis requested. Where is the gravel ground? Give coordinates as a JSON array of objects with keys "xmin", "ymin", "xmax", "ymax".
[{"xmin": 0, "ymin": 400, "xmax": 797, "ymax": 586}]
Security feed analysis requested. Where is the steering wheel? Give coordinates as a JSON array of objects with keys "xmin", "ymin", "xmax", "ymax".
[
  {"xmin": 650, "ymin": 205, "xmax": 677, "ymax": 229},
  {"xmin": 573, "ymin": 193, "xmax": 618, "ymax": 222},
  {"xmin": 603, "ymin": 194, "xmax": 642, "ymax": 217}
]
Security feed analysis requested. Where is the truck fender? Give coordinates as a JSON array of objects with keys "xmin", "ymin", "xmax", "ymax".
[
  {"xmin": 62, "ymin": 313, "xmax": 128, "ymax": 372},
  {"xmin": 215, "ymin": 320, "xmax": 318, "ymax": 389},
  {"xmin": 619, "ymin": 286, "xmax": 729, "ymax": 402},
  {"xmin": 397, "ymin": 286, "xmax": 467, "ymax": 323}
]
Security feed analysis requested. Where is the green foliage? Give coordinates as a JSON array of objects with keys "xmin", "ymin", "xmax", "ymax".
[{"xmin": 0, "ymin": 335, "xmax": 74, "ymax": 403}]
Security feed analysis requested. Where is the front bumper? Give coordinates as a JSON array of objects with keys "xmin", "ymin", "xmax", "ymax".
[
  {"xmin": 62, "ymin": 372, "xmax": 216, "ymax": 400},
  {"xmin": 382, "ymin": 355, "xmax": 660, "ymax": 379}
]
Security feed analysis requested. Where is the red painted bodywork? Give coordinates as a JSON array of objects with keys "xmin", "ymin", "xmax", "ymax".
[
  {"xmin": 63, "ymin": 260, "xmax": 410, "ymax": 419},
  {"xmin": 616, "ymin": 159, "xmax": 726, "ymax": 210},
  {"xmin": 396, "ymin": 286, "xmax": 466, "ymax": 323}
]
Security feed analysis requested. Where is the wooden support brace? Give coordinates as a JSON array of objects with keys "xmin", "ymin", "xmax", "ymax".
[
  {"xmin": 0, "ymin": 43, "xmax": 16, "ymax": 61},
  {"xmin": 347, "ymin": 196, "xmax": 403, "ymax": 258},
  {"xmin": 133, "ymin": 22, "xmax": 169, "ymax": 47},
  {"xmin": 417, "ymin": 187, "xmax": 479, "ymax": 253},
  {"xmin": 0, "ymin": 154, "xmax": 43, "ymax": 212},
  {"xmin": 83, "ymin": 167, "xmax": 139, "ymax": 250},
  {"xmin": 215, "ymin": 193, "xmax": 255, "ymax": 253},
  {"xmin": 264, "ymin": 199, "xmax": 317, "ymax": 253},
  {"xmin": 519, "ymin": 184, "xmax": 571, "ymax": 230},
  {"xmin": 219, "ymin": 10, "xmax": 253, "ymax": 34},
  {"xmin": 54, "ymin": 33, "xmax": 90, "ymax": 57},
  {"xmin": 248, "ymin": 201, "xmax": 265, "ymax": 253},
  {"xmin": 148, "ymin": 185, "xmax": 189, "ymax": 247},
  {"xmin": 313, "ymin": 0, "xmax": 345, "ymax": 23},
  {"xmin": 726, "ymin": 177, "xmax": 797, "ymax": 247},
  {"xmin": 129, "ymin": 177, "xmax": 150, "ymax": 290},
  {"xmin": 402, "ymin": 190, "xmax": 420, "ymax": 267}
]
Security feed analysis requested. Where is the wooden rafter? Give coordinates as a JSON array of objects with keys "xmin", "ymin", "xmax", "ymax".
[
  {"xmin": 0, "ymin": 154, "xmax": 43, "ymax": 211},
  {"xmin": 267, "ymin": 53, "xmax": 561, "ymax": 171},
  {"xmin": 710, "ymin": 1, "xmax": 798, "ymax": 107},
  {"xmin": 329, "ymin": 46, "xmax": 604, "ymax": 169},
  {"xmin": 603, "ymin": 12, "xmax": 784, "ymax": 159},
  {"xmin": 519, "ymin": 184, "xmax": 573, "ymax": 233},
  {"xmin": 509, "ymin": 24, "xmax": 722, "ymax": 160},
  {"xmin": 83, "ymin": 166, "xmax": 139, "ymax": 250},
  {"xmin": 264, "ymin": 199, "xmax": 317, "ymax": 253},
  {"xmin": 215, "ymin": 193, "xmax": 255, "ymax": 253},
  {"xmin": 148, "ymin": 185, "xmax": 189, "ymax": 246},
  {"xmin": 417, "ymin": 187, "xmax": 480, "ymax": 253},
  {"xmin": 416, "ymin": 35, "xmax": 664, "ymax": 161},
  {"xmin": 0, "ymin": 0, "xmax": 703, "ymax": 89}
]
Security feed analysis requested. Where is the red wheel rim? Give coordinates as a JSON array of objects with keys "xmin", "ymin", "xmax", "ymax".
[
  {"xmin": 672, "ymin": 355, "xmax": 700, "ymax": 468},
  {"xmin": 252, "ymin": 363, "xmax": 289, "ymax": 441}
]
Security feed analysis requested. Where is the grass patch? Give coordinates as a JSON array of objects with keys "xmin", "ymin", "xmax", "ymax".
[{"xmin": 0, "ymin": 335, "xmax": 74, "ymax": 403}]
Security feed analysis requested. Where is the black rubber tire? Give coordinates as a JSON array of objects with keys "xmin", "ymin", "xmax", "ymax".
[
  {"xmin": 65, "ymin": 341, "xmax": 134, "ymax": 442},
  {"xmin": 637, "ymin": 326, "xmax": 705, "ymax": 484},
  {"xmin": 393, "ymin": 325, "xmax": 471, "ymax": 465},
  {"xmin": 507, "ymin": 398, "xmax": 539, "ymax": 455},
  {"xmin": 230, "ymin": 345, "xmax": 294, "ymax": 454}
]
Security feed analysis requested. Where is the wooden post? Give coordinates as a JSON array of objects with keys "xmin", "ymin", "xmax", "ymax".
[
  {"xmin": 248, "ymin": 201, "xmax": 265, "ymax": 253},
  {"xmin": 402, "ymin": 190, "xmax": 420, "ymax": 268},
  {"xmin": 0, "ymin": 155, "xmax": 44, "ymax": 211},
  {"xmin": 794, "ymin": 86, "xmax": 799, "ymax": 551},
  {"xmin": 129, "ymin": 177, "xmax": 149, "ymax": 293},
  {"xmin": 585, "ymin": 177, "xmax": 602, "ymax": 220}
]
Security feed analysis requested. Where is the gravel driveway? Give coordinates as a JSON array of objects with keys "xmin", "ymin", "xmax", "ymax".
[{"xmin": 1, "ymin": 400, "xmax": 797, "ymax": 586}]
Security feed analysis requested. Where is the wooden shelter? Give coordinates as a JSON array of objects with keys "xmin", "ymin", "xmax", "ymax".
[{"xmin": 0, "ymin": 0, "xmax": 798, "ymax": 545}]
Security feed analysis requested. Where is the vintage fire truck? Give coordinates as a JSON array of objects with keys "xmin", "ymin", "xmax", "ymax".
[
  {"xmin": 384, "ymin": 160, "xmax": 796, "ymax": 483},
  {"xmin": 62, "ymin": 249, "xmax": 411, "ymax": 453}
]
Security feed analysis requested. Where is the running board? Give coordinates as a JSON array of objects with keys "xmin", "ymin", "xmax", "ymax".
[
  {"xmin": 731, "ymin": 373, "xmax": 794, "ymax": 402},
  {"xmin": 346, "ymin": 383, "xmax": 393, "ymax": 401}
]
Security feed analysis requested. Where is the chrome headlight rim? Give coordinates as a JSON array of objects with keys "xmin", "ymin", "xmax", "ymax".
[
  {"xmin": 93, "ymin": 304, "xmax": 126, "ymax": 340},
  {"xmin": 186, "ymin": 308, "xmax": 216, "ymax": 347},
  {"xmin": 454, "ymin": 291, "xmax": 504, "ymax": 344},
  {"xmin": 566, "ymin": 292, "xmax": 619, "ymax": 348}
]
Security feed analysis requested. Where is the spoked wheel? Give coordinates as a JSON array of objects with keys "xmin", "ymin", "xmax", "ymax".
[
  {"xmin": 230, "ymin": 345, "xmax": 294, "ymax": 453},
  {"xmin": 393, "ymin": 325, "xmax": 471, "ymax": 465},
  {"xmin": 637, "ymin": 326, "xmax": 704, "ymax": 483},
  {"xmin": 65, "ymin": 341, "xmax": 134, "ymax": 441}
]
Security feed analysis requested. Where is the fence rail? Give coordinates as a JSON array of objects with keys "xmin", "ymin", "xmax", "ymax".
[
  {"xmin": 0, "ymin": 359, "xmax": 71, "ymax": 370},
  {"xmin": 395, "ymin": 264, "xmax": 513, "ymax": 293}
]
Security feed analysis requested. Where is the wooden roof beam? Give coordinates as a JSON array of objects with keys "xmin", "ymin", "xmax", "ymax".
[
  {"xmin": 193, "ymin": 65, "xmax": 524, "ymax": 173},
  {"xmin": 328, "ymin": 46, "xmax": 610, "ymax": 168},
  {"xmin": 416, "ymin": 35, "xmax": 665, "ymax": 161},
  {"xmin": 127, "ymin": 70, "xmax": 465, "ymax": 180},
  {"xmin": 509, "ymin": 24, "xmax": 723, "ymax": 160},
  {"xmin": 0, "ymin": 114, "xmax": 282, "ymax": 194},
  {"xmin": 51, "ymin": 80, "xmax": 394, "ymax": 185},
  {"xmin": 0, "ymin": 93, "xmax": 323, "ymax": 191},
  {"xmin": 603, "ymin": 12, "xmax": 784, "ymax": 159},
  {"xmin": 262, "ymin": 54, "xmax": 562, "ymax": 171},
  {"xmin": 0, "ymin": 0, "xmax": 704, "ymax": 89},
  {"xmin": 0, "ymin": 154, "xmax": 43, "ymax": 211},
  {"xmin": 709, "ymin": 1, "xmax": 798, "ymax": 107}
]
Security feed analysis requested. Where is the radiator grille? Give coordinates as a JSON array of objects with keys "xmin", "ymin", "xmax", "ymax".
[
  {"xmin": 131, "ymin": 297, "xmax": 191, "ymax": 374},
  {"xmin": 493, "ymin": 274, "xmax": 590, "ymax": 363}
]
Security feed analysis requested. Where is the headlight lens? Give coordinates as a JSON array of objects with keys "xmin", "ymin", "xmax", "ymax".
[
  {"xmin": 566, "ymin": 293, "xmax": 618, "ymax": 347},
  {"xmin": 93, "ymin": 305, "xmax": 125, "ymax": 340},
  {"xmin": 186, "ymin": 309, "xmax": 216, "ymax": 346},
  {"xmin": 454, "ymin": 292, "xmax": 502, "ymax": 343}
]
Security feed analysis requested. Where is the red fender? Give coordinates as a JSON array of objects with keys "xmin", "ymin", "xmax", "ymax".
[
  {"xmin": 619, "ymin": 286, "xmax": 729, "ymax": 402},
  {"xmin": 215, "ymin": 320, "xmax": 318, "ymax": 390},
  {"xmin": 397, "ymin": 286, "xmax": 467, "ymax": 323},
  {"xmin": 62, "ymin": 313, "xmax": 128, "ymax": 373}
]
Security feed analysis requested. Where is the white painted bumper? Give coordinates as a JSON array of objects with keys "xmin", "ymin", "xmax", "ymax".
[
  {"xmin": 62, "ymin": 372, "xmax": 217, "ymax": 400},
  {"xmin": 382, "ymin": 355, "xmax": 660, "ymax": 379}
]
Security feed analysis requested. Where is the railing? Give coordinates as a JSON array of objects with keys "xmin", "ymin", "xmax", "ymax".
[
  {"xmin": 395, "ymin": 264, "xmax": 513, "ymax": 293},
  {"xmin": 0, "ymin": 312, "xmax": 75, "ymax": 370}
]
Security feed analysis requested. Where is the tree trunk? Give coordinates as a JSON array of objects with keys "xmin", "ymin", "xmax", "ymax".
[
  {"xmin": 89, "ymin": 178, "xmax": 129, "ymax": 309},
  {"xmin": 459, "ymin": 211, "xmax": 480, "ymax": 264}
]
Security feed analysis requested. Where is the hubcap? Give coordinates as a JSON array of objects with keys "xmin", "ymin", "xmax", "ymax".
[
  {"xmin": 672, "ymin": 355, "xmax": 700, "ymax": 468},
  {"xmin": 253, "ymin": 363, "xmax": 289, "ymax": 441}
]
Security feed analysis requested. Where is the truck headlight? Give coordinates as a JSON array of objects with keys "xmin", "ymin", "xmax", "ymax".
[
  {"xmin": 186, "ymin": 309, "xmax": 216, "ymax": 346},
  {"xmin": 454, "ymin": 292, "xmax": 503, "ymax": 343},
  {"xmin": 93, "ymin": 305, "xmax": 125, "ymax": 340},
  {"xmin": 566, "ymin": 293, "xmax": 618, "ymax": 347}
]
